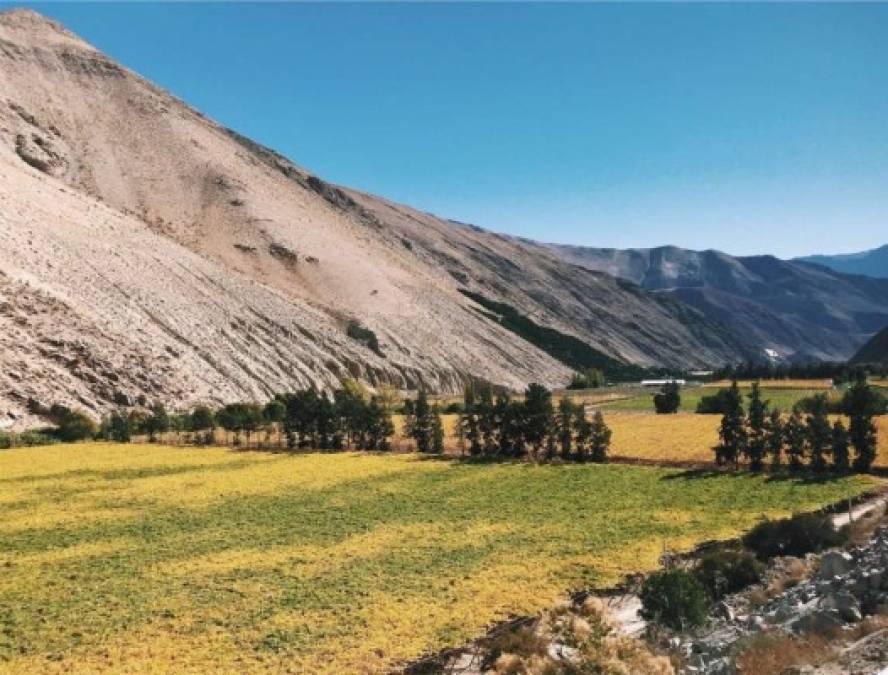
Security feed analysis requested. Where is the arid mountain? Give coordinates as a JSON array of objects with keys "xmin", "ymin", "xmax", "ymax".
[
  {"xmin": 795, "ymin": 244, "xmax": 888, "ymax": 280},
  {"xmin": 0, "ymin": 9, "xmax": 751, "ymax": 426},
  {"xmin": 851, "ymin": 327, "xmax": 888, "ymax": 365},
  {"xmin": 544, "ymin": 244, "xmax": 888, "ymax": 363}
]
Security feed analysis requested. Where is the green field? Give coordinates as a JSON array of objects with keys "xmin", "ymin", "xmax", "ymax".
[
  {"xmin": 0, "ymin": 444, "xmax": 876, "ymax": 673},
  {"xmin": 598, "ymin": 386, "xmax": 837, "ymax": 413}
]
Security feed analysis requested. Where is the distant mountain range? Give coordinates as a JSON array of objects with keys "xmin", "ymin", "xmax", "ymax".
[
  {"xmin": 795, "ymin": 245, "xmax": 888, "ymax": 279},
  {"xmin": 543, "ymin": 244, "xmax": 888, "ymax": 363}
]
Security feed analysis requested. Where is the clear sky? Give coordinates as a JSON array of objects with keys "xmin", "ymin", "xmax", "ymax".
[{"xmin": 10, "ymin": 2, "xmax": 888, "ymax": 258}]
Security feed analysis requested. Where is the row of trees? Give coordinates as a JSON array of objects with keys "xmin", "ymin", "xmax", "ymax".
[
  {"xmin": 713, "ymin": 360, "xmax": 887, "ymax": 384},
  {"xmin": 458, "ymin": 383, "xmax": 612, "ymax": 462},
  {"xmin": 100, "ymin": 381, "xmax": 395, "ymax": 451},
  {"xmin": 714, "ymin": 378, "xmax": 880, "ymax": 472}
]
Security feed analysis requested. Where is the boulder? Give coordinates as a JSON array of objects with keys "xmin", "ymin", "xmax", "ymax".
[
  {"xmin": 818, "ymin": 551, "xmax": 853, "ymax": 580},
  {"xmin": 821, "ymin": 591, "xmax": 862, "ymax": 623}
]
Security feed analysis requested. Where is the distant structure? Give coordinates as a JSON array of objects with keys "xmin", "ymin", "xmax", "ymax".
[{"xmin": 640, "ymin": 379, "xmax": 686, "ymax": 387}]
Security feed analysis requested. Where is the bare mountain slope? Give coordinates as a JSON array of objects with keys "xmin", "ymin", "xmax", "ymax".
[
  {"xmin": 0, "ymin": 9, "xmax": 748, "ymax": 424},
  {"xmin": 851, "ymin": 327, "xmax": 888, "ymax": 365},
  {"xmin": 545, "ymin": 244, "xmax": 888, "ymax": 362}
]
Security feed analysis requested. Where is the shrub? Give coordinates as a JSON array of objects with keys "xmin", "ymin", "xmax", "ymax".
[
  {"xmin": 695, "ymin": 548, "xmax": 764, "ymax": 599},
  {"xmin": 742, "ymin": 513, "xmax": 847, "ymax": 560},
  {"xmin": 345, "ymin": 319, "xmax": 384, "ymax": 358},
  {"xmin": 56, "ymin": 409, "xmax": 97, "ymax": 442},
  {"xmin": 653, "ymin": 381, "xmax": 681, "ymax": 414},
  {"xmin": 696, "ymin": 388, "xmax": 733, "ymax": 414},
  {"xmin": 639, "ymin": 569, "xmax": 709, "ymax": 630}
]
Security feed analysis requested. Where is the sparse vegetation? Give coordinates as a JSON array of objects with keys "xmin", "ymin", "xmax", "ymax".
[
  {"xmin": 345, "ymin": 319, "xmax": 384, "ymax": 357},
  {"xmin": 742, "ymin": 512, "xmax": 848, "ymax": 561}
]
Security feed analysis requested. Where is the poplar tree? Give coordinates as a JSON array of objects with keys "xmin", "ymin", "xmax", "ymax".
[
  {"xmin": 589, "ymin": 411, "xmax": 611, "ymax": 463},
  {"xmin": 573, "ymin": 404, "xmax": 592, "ymax": 461},
  {"xmin": 765, "ymin": 409, "xmax": 784, "ymax": 471},
  {"xmin": 556, "ymin": 397, "xmax": 575, "ymax": 458},
  {"xmin": 784, "ymin": 408, "xmax": 807, "ymax": 472},
  {"xmin": 745, "ymin": 382, "xmax": 768, "ymax": 471},
  {"xmin": 715, "ymin": 380, "xmax": 745, "ymax": 467},
  {"xmin": 831, "ymin": 419, "xmax": 850, "ymax": 473},
  {"xmin": 805, "ymin": 393, "xmax": 831, "ymax": 472}
]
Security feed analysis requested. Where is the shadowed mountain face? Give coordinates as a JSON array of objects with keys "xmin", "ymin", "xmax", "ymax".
[
  {"xmin": 0, "ymin": 9, "xmax": 754, "ymax": 424},
  {"xmin": 851, "ymin": 327, "xmax": 888, "ymax": 365},
  {"xmin": 544, "ymin": 244, "xmax": 888, "ymax": 363},
  {"xmin": 795, "ymin": 245, "xmax": 888, "ymax": 280}
]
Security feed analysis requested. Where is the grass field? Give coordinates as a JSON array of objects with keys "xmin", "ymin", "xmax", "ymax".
[
  {"xmin": 606, "ymin": 414, "xmax": 888, "ymax": 467},
  {"xmin": 0, "ymin": 444, "xmax": 878, "ymax": 673},
  {"xmin": 597, "ymin": 386, "xmax": 839, "ymax": 413}
]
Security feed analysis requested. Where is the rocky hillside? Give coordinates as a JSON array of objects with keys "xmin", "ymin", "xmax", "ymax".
[
  {"xmin": 544, "ymin": 244, "xmax": 888, "ymax": 363},
  {"xmin": 0, "ymin": 9, "xmax": 752, "ymax": 426},
  {"xmin": 796, "ymin": 244, "xmax": 888, "ymax": 280},
  {"xmin": 851, "ymin": 327, "xmax": 888, "ymax": 365}
]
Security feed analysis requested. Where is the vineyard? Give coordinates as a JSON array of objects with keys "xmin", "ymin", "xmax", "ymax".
[{"xmin": 0, "ymin": 444, "xmax": 876, "ymax": 673}]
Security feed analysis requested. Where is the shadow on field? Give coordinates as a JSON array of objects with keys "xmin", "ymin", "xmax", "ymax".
[{"xmin": 660, "ymin": 468, "xmax": 852, "ymax": 485}]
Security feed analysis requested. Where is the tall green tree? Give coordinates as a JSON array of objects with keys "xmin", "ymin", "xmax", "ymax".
[
  {"xmin": 714, "ymin": 380, "xmax": 745, "ymax": 467},
  {"xmin": 589, "ymin": 411, "xmax": 611, "ymax": 463},
  {"xmin": 556, "ymin": 397, "xmax": 575, "ymax": 458},
  {"xmin": 805, "ymin": 393, "xmax": 832, "ymax": 472},
  {"xmin": 409, "ymin": 391, "xmax": 435, "ymax": 453},
  {"xmin": 653, "ymin": 381, "xmax": 681, "ymax": 414},
  {"xmin": 477, "ymin": 386, "xmax": 497, "ymax": 456},
  {"xmin": 572, "ymin": 404, "xmax": 592, "ymax": 461},
  {"xmin": 843, "ymin": 375, "xmax": 880, "ymax": 472},
  {"xmin": 523, "ymin": 383, "xmax": 554, "ymax": 461},
  {"xmin": 144, "ymin": 403, "xmax": 170, "ymax": 443},
  {"xmin": 765, "ymin": 409, "xmax": 784, "ymax": 471},
  {"xmin": 745, "ymin": 382, "xmax": 768, "ymax": 472},
  {"xmin": 784, "ymin": 408, "xmax": 807, "ymax": 472},
  {"xmin": 831, "ymin": 419, "xmax": 850, "ymax": 473}
]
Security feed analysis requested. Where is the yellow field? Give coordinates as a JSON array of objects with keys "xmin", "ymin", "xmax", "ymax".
[
  {"xmin": 703, "ymin": 379, "xmax": 834, "ymax": 389},
  {"xmin": 606, "ymin": 413, "xmax": 888, "ymax": 467},
  {"xmin": 0, "ymin": 444, "xmax": 876, "ymax": 673}
]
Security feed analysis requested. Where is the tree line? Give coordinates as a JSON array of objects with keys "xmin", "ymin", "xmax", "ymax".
[
  {"xmin": 713, "ymin": 377, "xmax": 881, "ymax": 473},
  {"xmin": 99, "ymin": 381, "xmax": 395, "ymax": 451},
  {"xmin": 456, "ymin": 383, "xmax": 612, "ymax": 462}
]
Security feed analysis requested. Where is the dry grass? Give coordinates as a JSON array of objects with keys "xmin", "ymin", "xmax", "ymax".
[
  {"xmin": 605, "ymin": 413, "xmax": 888, "ymax": 468},
  {"xmin": 735, "ymin": 632, "xmax": 837, "ymax": 674}
]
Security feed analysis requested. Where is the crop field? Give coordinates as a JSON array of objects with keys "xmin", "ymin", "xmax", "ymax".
[
  {"xmin": 0, "ymin": 444, "xmax": 877, "ymax": 673},
  {"xmin": 605, "ymin": 414, "xmax": 888, "ymax": 467},
  {"xmin": 597, "ymin": 386, "xmax": 839, "ymax": 413}
]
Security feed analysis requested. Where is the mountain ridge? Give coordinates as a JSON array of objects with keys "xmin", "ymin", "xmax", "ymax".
[
  {"xmin": 795, "ymin": 244, "xmax": 888, "ymax": 280},
  {"xmin": 543, "ymin": 243, "xmax": 888, "ymax": 363}
]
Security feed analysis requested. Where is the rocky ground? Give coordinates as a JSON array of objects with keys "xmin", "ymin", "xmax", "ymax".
[{"xmin": 668, "ymin": 508, "xmax": 888, "ymax": 674}]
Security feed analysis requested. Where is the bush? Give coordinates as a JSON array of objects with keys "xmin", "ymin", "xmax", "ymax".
[
  {"xmin": 695, "ymin": 548, "xmax": 764, "ymax": 599},
  {"xmin": 697, "ymin": 388, "xmax": 733, "ymax": 414},
  {"xmin": 639, "ymin": 569, "xmax": 709, "ymax": 630},
  {"xmin": 56, "ymin": 410, "xmax": 97, "ymax": 442},
  {"xmin": 345, "ymin": 319, "xmax": 383, "ymax": 358},
  {"xmin": 742, "ymin": 513, "xmax": 847, "ymax": 560}
]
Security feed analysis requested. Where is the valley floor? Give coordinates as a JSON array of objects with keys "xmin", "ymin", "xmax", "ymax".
[{"xmin": 0, "ymin": 444, "xmax": 878, "ymax": 673}]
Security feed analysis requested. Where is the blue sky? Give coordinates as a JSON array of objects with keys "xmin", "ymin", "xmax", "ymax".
[{"xmin": 10, "ymin": 2, "xmax": 888, "ymax": 258}]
